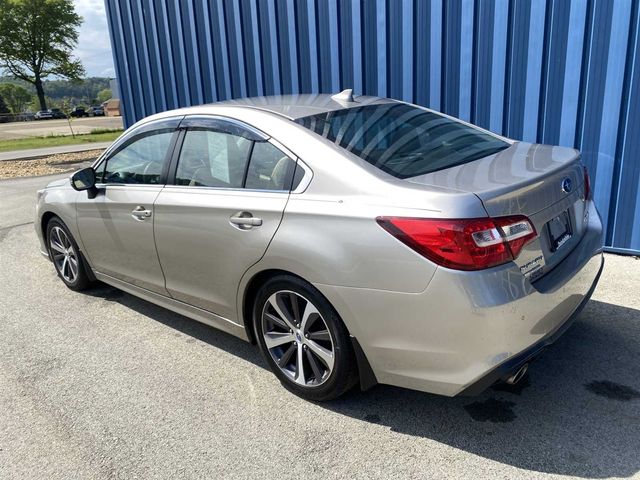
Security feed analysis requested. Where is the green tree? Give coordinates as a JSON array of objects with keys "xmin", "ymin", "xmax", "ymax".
[
  {"xmin": 0, "ymin": 93, "xmax": 9, "ymax": 115},
  {"xmin": 97, "ymin": 88, "xmax": 112, "ymax": 104},
  {"xmin": 0, "ymin": 83, "xmax": 33, "ymax": 113},
  {"xmin": 0, "ymin": 0, "xmax": 84, "ymax": 111}
]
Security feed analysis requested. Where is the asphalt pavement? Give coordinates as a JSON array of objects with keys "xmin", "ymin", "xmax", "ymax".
[{"xmin": 1, "ymin": 173, "xmax": 639, "ymax": 479}]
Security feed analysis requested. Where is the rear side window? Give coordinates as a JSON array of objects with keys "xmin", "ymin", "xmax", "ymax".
[
  {"xmin": 245, "ymin": 142, "xmax": 296, "ymax": 191},
  {"xmin": 294, "ymin": 103, "xmax": 509, "ymax": 179}
]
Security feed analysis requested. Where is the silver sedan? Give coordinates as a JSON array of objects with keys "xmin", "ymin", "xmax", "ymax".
[{"xmin": 35, "ymin": 91, "xmax": 604, "ymax": 401}]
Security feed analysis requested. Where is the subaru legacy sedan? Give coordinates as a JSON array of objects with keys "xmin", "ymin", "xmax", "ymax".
[{"xmin": 35, "ymin": 92, "xmax": 604, "ymax": 401}]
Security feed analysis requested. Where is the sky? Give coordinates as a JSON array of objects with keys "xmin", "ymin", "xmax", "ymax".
[{"xmin": 73, "ymin": 0, "xmax": 115, "ymax": 78}]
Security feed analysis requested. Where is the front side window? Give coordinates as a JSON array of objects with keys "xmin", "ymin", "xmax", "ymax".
[
  {"xmin": 102, "ymin": 130, "xmax": 174, "ymax": 184},
  {"xmin": 294, "ymin": 103, "xmax": 509, "ymax": 179}
]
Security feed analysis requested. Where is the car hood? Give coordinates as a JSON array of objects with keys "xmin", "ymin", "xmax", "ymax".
[{"xmin": 45, "ymin": 178, "xmax": 70, "ymax": 189}]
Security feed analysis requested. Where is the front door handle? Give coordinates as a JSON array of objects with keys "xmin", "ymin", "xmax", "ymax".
[
  {"xmin": 131, "ymin": 205, "xmax": 152, "ymax": 221},
  {"xmin": 229, "ymin": 211, "xmax": 262, "ymax": 229}
]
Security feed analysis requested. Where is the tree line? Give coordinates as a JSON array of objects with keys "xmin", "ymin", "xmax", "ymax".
[{"xmin": 0, "ymin": 77, "xmax": 112, "ymax": 115}]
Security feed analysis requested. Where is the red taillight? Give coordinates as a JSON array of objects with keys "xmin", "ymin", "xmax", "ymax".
[
  {"xmin": 583, "ymin": 166, "xmax": 591, "ymax": 200},
  {"xmin": 377, "ymin": 215, "xmax": 537, "ymax": 271}
]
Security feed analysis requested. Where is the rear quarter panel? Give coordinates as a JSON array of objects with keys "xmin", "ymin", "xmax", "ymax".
[{"xmin": 251, "ymin": 194, "xmax": 438, "ymax": 293}]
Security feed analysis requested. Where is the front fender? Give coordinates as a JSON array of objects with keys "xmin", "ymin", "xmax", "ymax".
[{"xmin": 36, "ymin": 182, "xmax": 83, "ymax": 256}]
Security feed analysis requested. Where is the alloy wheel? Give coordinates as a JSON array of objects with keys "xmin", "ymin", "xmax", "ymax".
[
  {"xmin": 49, "ymin": 226, "xmax": 79, "ymax": 283},
  {"xmin": 261, "ymin": 290, "xmax": 335, "ymax": 387}
]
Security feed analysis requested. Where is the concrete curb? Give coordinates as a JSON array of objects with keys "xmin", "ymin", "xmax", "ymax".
[{"xmin": 0, "ymin": 142, "xmax": 113, "ymax": 162}]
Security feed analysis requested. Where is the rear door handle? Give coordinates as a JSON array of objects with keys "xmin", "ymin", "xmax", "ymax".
[
  {"xmin": 229, "ymin": 212, "xmax": 262, "ymax": 229},
  {"xmin": 131, "ymin": 205, "xmax": 152, "ymax": 221}
]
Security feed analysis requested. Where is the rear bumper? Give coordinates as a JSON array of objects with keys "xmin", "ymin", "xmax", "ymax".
[
  {"xmin": 316, "ymin": 200, "xmax": 604, "ymax": 396},
  {"xmin": 458, "ymin": 254, "xmax": 603, "ymax": 395}
]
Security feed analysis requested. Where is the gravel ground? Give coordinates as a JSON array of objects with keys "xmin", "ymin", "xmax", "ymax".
[
  {"xmin": 1, "ymin": 173, "xmax": 639, "ymax": 479},
  {"xmin": 0, "ymin": 150, "xmax": 103, "ymax": 179}
]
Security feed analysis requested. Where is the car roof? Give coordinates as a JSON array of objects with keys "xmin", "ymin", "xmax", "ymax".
[
  {"xmin": 134, "ymin": 92, "xmax": 400, "ymax": 128},
  {"xmin": 211, "ymin": 93, "xmax": 396, "ymax": 120}
]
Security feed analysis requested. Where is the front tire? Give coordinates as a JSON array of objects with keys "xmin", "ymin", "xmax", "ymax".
[
  {"xmin": 254, "ymin": 275, "xmax": 358, "ymax": 401},
  {"xmin": 46, "ymin": 218, "xmax": 91, "ymax": 291}
]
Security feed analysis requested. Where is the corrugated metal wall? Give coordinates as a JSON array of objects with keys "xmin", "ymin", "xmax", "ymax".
[{"xmin": 105, "ymin": 0, "xmax": 640, "ymax": 253}]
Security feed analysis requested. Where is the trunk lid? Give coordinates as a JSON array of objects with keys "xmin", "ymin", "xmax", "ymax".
[{"xmin": 406, "ymin": 142, "xmax": 588, "ymax": 280}]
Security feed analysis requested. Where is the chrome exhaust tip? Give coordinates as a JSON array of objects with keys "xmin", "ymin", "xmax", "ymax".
[{"xmin": 506, "ymin": 363, "xmax": 528, "ymax": 385}]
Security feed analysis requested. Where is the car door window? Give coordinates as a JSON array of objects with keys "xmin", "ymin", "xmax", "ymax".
[
  {"xmin": 175, "ymin": 129, "xmax": 252, "ymax": 188},
  {"xmin": 102, "ymin": 130, "xmax": 174, "ymax": 184},
  {"xmin": 244, "ymin": 141, "xmax": 297, "ymax": 191}
]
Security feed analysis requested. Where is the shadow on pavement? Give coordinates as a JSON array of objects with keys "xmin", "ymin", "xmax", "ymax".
[
  {"xmin": 323, "ymin": 299, "xmax": 640, "ymax": 478},
  {"xmin": 86, "ymin": 285, "xmax": 640, "ymax": 478},
  {"xmin": 84, "ymin": 284, "xmax": 265, "ymax": 369}
]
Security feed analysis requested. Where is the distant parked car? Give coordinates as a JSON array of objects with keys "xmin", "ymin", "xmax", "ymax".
[
  {"xmin": 90, "ymin": 106, "xmax": 105, "ymax": 116},
  {"xmin": 34, "ymin": 110, "xmax": 53, "ymax": 120},
  {"xmin": 70, "ymin": 107, "xmax": 88, "ymax": 118},
  {"xmin": 50, "ymin": 108, "xmax": 67, "ymax": 119},
  {"xmin": 18, "ymin": 112, "xmax": 35, "ymax": 122}
]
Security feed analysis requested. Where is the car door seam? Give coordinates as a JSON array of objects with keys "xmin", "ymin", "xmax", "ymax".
[
  {"xmin": 151, "ymin": 186, "xmax": 174, "ymax": 298},
  {"xmin": 234, "ymin": 184, "xmax": 294, "ymax": 322}
]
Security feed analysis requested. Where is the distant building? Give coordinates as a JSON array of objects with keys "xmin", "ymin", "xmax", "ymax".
[{"xmin": 103, "ymin": 98, "xmax": 120, "ymax": 117}]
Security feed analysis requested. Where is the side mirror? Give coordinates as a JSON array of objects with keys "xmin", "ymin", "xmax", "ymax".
[
  {"xmin": 71, "ymin": 167, "xmax": 96, "ymax": 191},
  {"xmin": 71, "ymin": 167, "xmax": 99, "ymax": 198}
]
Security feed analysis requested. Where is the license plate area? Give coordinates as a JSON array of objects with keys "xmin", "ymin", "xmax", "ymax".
[{"xmin": 547, "ymin": 210, "xmax": 572, "ymax": 252}]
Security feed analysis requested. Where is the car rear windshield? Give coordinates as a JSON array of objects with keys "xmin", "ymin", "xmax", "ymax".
[{"xmin": 294, "ymin": 103, "xmax": 509, "ymax": 179}]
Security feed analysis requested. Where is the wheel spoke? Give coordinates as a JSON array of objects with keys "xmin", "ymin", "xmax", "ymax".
[
  {"xmin": 52, "ymin": 227, "xmax": 61, "ymax": 245},
  {"xmin": 264, "ymin": 331, "xmax": 295, "ymax": 349},
  {"xmin": 264, "ymin": 312, "xmax": 289, "ymax": 331},
  {"xmin": 54, "ymin": 228, "xmax": 66, "ymax": 248},
  {"xmin": 300, "ymin": 301, "xmax": 319, "ymax": 332},
  {"xmin": 305, "ymin": 347, "xmax": 324, "ymax": 382},
  {"xmin": 68, "ymin": 256, "xmax": 78, "ymax": 279},
  {"xmin": 307, "ymin": 339, "xmax": 334, "ymax": 371},
  {"xmin": 54, "ymin": 229, "xmax": 64, "ymax": 250},
  {"xmin": 289, "ymin": 292, "xmax": 301, "ymax": 323},
  {"xmin": 50, "ymin": 240, "xmax": 65, "ymax": 254},
  {"xmin": 308, "ymin": 329, "xmax": 331, "ymax": 342},
  {"xmin": 60, "ymin": 231, "xmax": 70, "ymax": 248},
  {"xmin": 277, "ymin": 343, "xmax": 296, "ymax": 368},
  {"xmin": 61, "ymin": 257, "xmax": 69, "ymax": 278},
  {"xmin": 294, "ymin": 344, "xmax": 306, "ymax": 385},
  {"xmin": 267, "ymin": 294, "xmax": 296, "ymax": 330}
]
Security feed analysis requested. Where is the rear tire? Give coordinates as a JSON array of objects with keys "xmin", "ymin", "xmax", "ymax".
[
  {"xmin": 46, "ymin": 218, "xmax": 92, "ymax": 291},
  {"xmin": 254, "ymin": 274, "xmax": 358, "ymax": 401}
]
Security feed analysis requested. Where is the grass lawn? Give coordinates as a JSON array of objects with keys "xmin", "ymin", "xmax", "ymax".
[{"xmin": 0, "ymin": 129, "xmax": 123, "ymax": 153}]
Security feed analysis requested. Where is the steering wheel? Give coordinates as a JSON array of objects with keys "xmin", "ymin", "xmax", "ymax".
[{"xmin": 142, "ymin": 161, "xmax": 158, "ymax": 183}]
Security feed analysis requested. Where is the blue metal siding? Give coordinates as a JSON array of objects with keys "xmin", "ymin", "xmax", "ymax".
[{"xmin": 105, "ymin": 0, "xmax": 640, "ymax": 253}]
